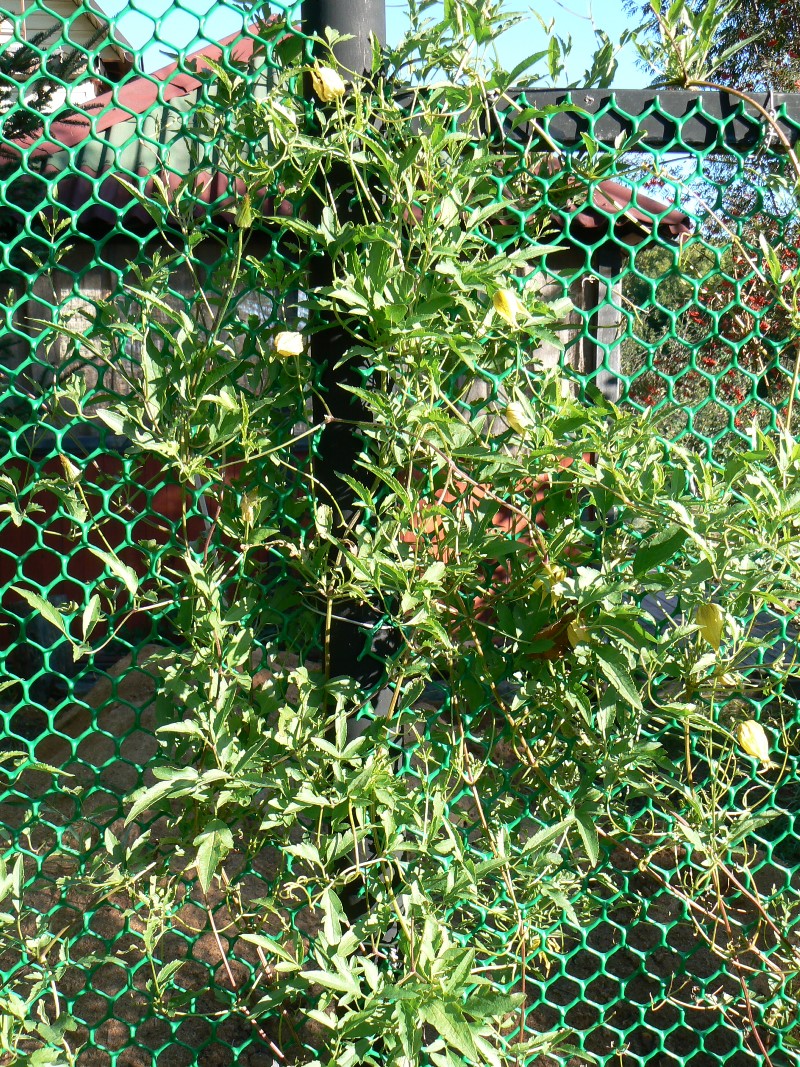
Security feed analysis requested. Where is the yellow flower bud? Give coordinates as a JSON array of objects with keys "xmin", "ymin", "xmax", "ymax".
[
  {"xmin": 696, "ymin": 602, "xmax": 724, "ymax": 651},
  {"xmin": 492, "ymin": 288, "xmax": 524, "ymax": 327},
  {"xmin": 59, "ymin": 453, "xmax": 82, "ymax": 485},
  {"xmin": 235, "ymin": 193, "xmax": 253, "ymax": 229},
  {"xmin": 544, "ymin": 563, "xmax": 567, "ymax": 586},
  {"xmin": 737, "ymin": 720, "xmax": 770, "ymax": 764},
  {"xmin": 240, "ymin": 492, "xmax": 256, "ymax": 527},
  {"xmin": 311, "ymin": 65, "xmax": 346, "ymax": 103},
  {"xmin": 567, "ymin": 621, "xmax": 589, "ymax": 647},
  {"xmin": 716, "ymin": 672, "xmax": 739, "ymax": 689},
  {"xmin": 505, "ymin": 401, "xmax": 530, "ymax": 435},
  {"xmin": 274, "ymin": 331, "xmax": 304, "ymax": 358}
]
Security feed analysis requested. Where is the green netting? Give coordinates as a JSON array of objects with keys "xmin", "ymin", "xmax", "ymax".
[{"xmin": 1, "ymin": 4, "xmax": 800, "ymax": 1065}]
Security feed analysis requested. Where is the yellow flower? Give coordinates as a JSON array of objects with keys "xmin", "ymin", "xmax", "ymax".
[
  {"xmin": 696, "ymin": 602, "xmax": 724, "ymax": 651},
  {"xmin": 505, "ymin": 401, "xmax": 530, "ymax": 435},
  {"xmin": 311, "ymin": 65, "xmax": 346, "ymax": 103},
  {"xmin": 274, "ymin": 331, "xmax": 304, "ymax": 358},
  {"xmin": 492, "ymin": 288, "xmax": 524, "ymax": 327},
  {"xmin": 737, "ymin": 720, "xmax": 771, "ymax": 764}
]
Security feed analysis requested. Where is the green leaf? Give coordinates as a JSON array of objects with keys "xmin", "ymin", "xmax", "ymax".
[
  {"xmin": 421, "ymin": 561, "xmax": 446, "ymax": 584},
  {"xmin": 301, "ymin": 969, "xmax": 358, "ymax": 995},
  {"xmin": 157, "ymin": 720, "xmax": 207, "ymax": 744},
  {"xmin": 442, "ymin": 946, "xmax": 475, "ymax": 994},
  {"xmin": 462, "ymin": 991, "xmax": 524, "ymax": 1020},
  {"xmin": 594, "ymin": 645, "xmax": 643, "ymax": 711},
  {"xmin": 321, "ymin": 888, "xmax": 346, "ymax": 946},
  {"xmin": 235, "ymin": 193, "xmax": 254, "ymax": 229},
  {"xmin": 633, "ymin": 525, "xmax": 688, "ymax": 577},
  {"xmin": 421, "ymin": 1000, "xmax": 481, "ymax": 1062},
  {"xmin": 193, "ymin": 819, "xmax": 234, "ymax": 894},
  {"xmin": 12, "ymin": 588, "xmax": 71, "ymax": 641},
  {"xmin": 395, "ymin": 1000, "xmax": 420, "ymax": 1061},
  {"xmin": 521, "ymin": 816, "xmax": 574, "ymax": 856},
  {"xmin": 315, "ymin": 504, "xmax": 334, "ymax": 541},
  {"xmin": 11, "ymin": 855, "xmax": 23, "ymax": 903},
  {"xmin": 574, "ymin": 806, "xmax": 601, "ymax": 867},
  {"xmin": 154, "ymin": 959, "xmax": 184, "ymax": 987},
  {"xmin": 110, "ymin": 175, "xmax": 171, "ymax": 226},
  {"xmin": 125, "ymin": 772, "xmax": 198, "ymax": 825},
  {"xmin": 95, "ymin": 408, "xmax": 127, "ymax": 435},
  {"xmin": 82, "ymin": 594, "xmax": 103, "ymax": 642},
  {"xmin": 88, "ymin": 547, "xmax": 139, "ymax": 597},
  {"xmin": 240, "ymin": 933, "xmax": 299, "ymax": 967},
  {"xmin": 29, "ymin": 1049, "xmax": 68, "ymax": 1067}
]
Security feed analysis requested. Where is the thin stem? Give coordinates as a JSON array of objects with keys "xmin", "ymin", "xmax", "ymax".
[
  {"xmin": 206, "ymin": 903, "xmax": 286, "ymax": 1060},
  {"xmin": 785, "ymin": 339, "xmax": 800, "ymax": 430}
]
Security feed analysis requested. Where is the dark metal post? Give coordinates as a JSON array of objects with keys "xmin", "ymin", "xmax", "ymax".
[
  {"xmin": 302, "ymin": 0, "xmax": 386, "ymax": 75},
  {"xmin": 302, "ymin": 0, "xmax": 388, "ymax": 684}
]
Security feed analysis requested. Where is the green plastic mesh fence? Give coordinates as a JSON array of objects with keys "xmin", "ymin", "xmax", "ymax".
[{"xmin": 0, "ymin": 4, "xmax": 799, "ymax": 1065}]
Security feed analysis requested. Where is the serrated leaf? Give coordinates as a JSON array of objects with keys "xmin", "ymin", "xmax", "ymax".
[
  {"xmin": 421, "ymin": 1000, "xmax": 481, "ymax": 1062},
  {"xmin": 88, "ymin": 547, "xmax": 139, "ymax": 597},
  {"xmin": 194, "ymin": 819, "xmax": 234, "ymax": 894},
  {"xmin": 235, "ymin": 193, "xmax": 254, "ymax": 229},
  {"xmin": 443, "ymin": 947, "xmax": 475, "ymax": 994},
  {"xmin": 29, "ymin": 1048, "xmax": 66, "ymax": 1067},
  {"xmin": 24, "ymin": 760, "xmax": 74, "ymax": 778},
  {"xmin": 95, "ymin": 408, "xmax": 127, "ymax": 435},
  {"xmin": 521, "ymin": 816, "xmax": 574, "ymax": 856},
  {"xmin": 12, "ymin": 588, "xmax": 71, "ymax": 641},
  {"xmin": 395, "ymin": 1000, "xmax": 419, "ymax": 1060},
  {"xmin": 154, "ymin": 959, "xmax": 184, "ymax": 986},
  {"xmin": 301, "ymin": 969, "xmax": 358, "ymax": 995},
  {"xmin": 241, "ymin": 933, "xmax": 299, "ymax": 967},
  {"xmin": 574, "ymin": 806, "xmax": 600, "ymax": 867},
  {"xmin": 82, "ymin": 594, "xmax": 102, "ymax": 642},
  {"xmin": 594, "ymin": 645, "xmax": 642, "ymax": 711}
]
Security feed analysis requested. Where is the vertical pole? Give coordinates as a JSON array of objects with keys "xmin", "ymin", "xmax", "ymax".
[
  {"xmin": 302, "ymin": 0, "xmax": 388, "ymax": 685},
  {"xmin": 302, "ymin": 0, "xmax": 386, "ymax": 74}
]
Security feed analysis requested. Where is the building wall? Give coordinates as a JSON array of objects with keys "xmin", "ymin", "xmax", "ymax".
[
  {"xmin": 0, "ymin": 0, "xmax": 129, "ymax": 108},
  {"xmin": 2, "ymin": 234, "xmax": 278, "ymax": 416}
]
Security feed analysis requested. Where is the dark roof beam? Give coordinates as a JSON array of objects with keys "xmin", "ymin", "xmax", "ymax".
[{"xmin": 518, "ymin": 89, "xmax": 800, "ymax": 150}]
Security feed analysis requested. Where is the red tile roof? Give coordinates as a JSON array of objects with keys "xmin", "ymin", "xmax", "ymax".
[
  {"xmin": 7, "ymin": 27, "xmax": 261, "ymax": 161},
  {"xmin": 2, "ymin": 29, "xmax": 691, "ymax": 245}
]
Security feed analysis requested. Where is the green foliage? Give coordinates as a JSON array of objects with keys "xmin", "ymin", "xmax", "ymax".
[
  {"xmin": 634, "ymin": 0, "xmax": 763, "ymax": 87},
  {"xmin": 8, "ymin": 1, "xmax": 800, "ymax": 1064},
  {"xmin": 627, "ymin": 0, "xmax": 800, "ymax": 91},
  {"xmin": 0, "ymin": 759, "xmax": 80, "ymax": 1067},
  {"xmin": 623, "ymin": 0, "xmax": 800, "ymax": 458}
]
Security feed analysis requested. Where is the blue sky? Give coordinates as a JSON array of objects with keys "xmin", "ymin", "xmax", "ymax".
[{"xmin": 99, "ymin": 0, "xmax": 647, "ymax": 84}]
